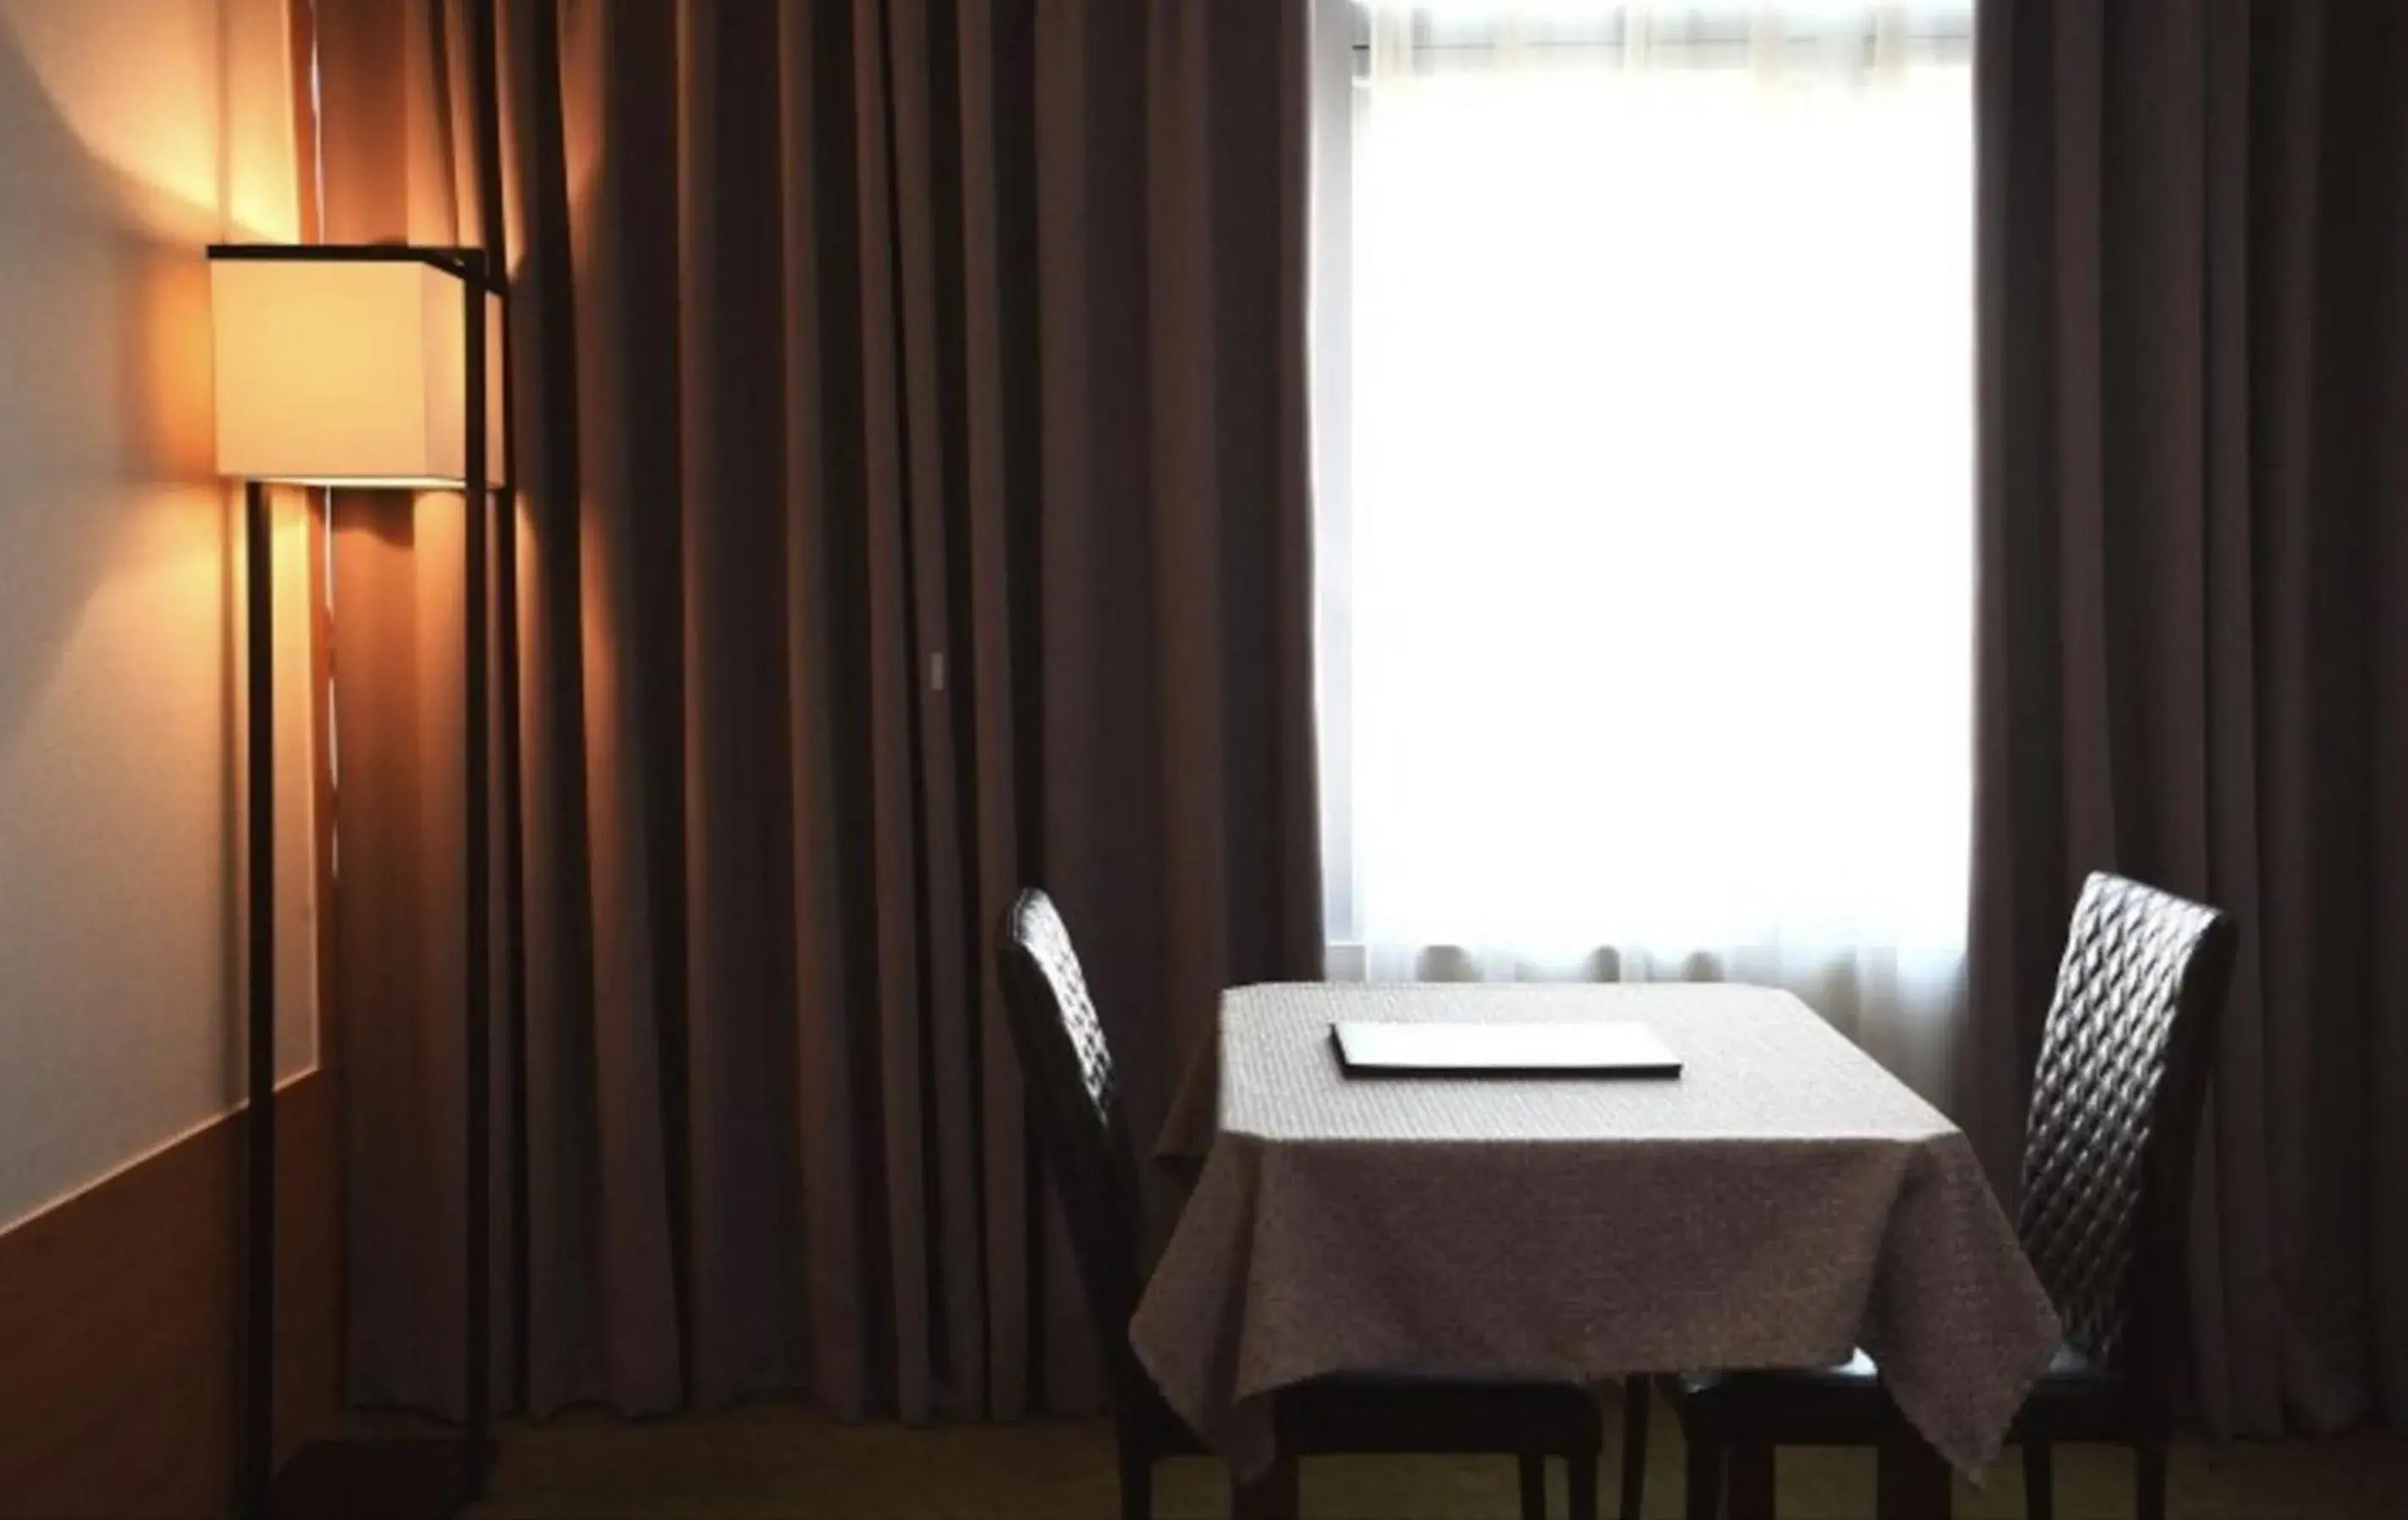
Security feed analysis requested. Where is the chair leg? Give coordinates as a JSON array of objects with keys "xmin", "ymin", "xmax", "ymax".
[
  {"xmin": 1875, "ymin": 1427, "xmax": 1949, "ymax": 1520},
  {"xmin": 2021, "ymin": 1442, "xmax": 2053, "ymax": 1520},
  {"xmin": 1726, "ymin": 1442, "xmax": 1776, "ymax": 1520},
  {"xmin": 1569, "ymin": 1449, "xmax": 1601, "ymax": 1520},
  {"xmin": 2136, "ymin": 1440, "xmax": 2168, "ymax": 1520},
  {"xmin": 1520, "ymin": 1453, "xmax": 1549, "ymax": 1520},
  {"xmin": 1621, "ymin": 1380, "xmax": 1651, "ymax": 1520},
  {"xmin": 1683, "ymin": 1426, "xmax": 1723, "ymax": 1520},
  {"xmin": 1232, "ymin": 1456, "xmax": 1301, "ymax": 1520},
  {"xmin": 1116, "ymin": 1437, "xmax": 1152, "ymax": 1520}
]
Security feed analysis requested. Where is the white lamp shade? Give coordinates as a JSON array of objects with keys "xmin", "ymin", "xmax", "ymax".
[{"xmin": 209, "ymin": 255, "xmax": 503, "ymax": 487}]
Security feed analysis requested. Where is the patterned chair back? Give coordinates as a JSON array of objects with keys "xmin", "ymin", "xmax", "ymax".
[
  {"xmin": 2015, "ymin": 872, "xmax": 2237, "ymax": 1390},
  {"xmin": 994, "ymin": 889, "xmax": 1154, "ymax": 1416}
]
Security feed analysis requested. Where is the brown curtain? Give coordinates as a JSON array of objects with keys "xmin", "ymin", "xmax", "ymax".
[
  {"xmin": 315, "ymin": 0, "xmax": 1319, "ymax": 1422},
  {"xmin": 1970, "ymin": 0, "xmax": 2408, "ymax": 1435}
]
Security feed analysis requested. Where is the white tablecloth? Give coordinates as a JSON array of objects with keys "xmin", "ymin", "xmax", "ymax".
[{"xmin": 1131, "ymin": 983, "xmax": 2058, "ymax": 1478}]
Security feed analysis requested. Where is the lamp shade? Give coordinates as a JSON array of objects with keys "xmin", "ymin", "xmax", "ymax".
[{"xmin": 209, "ymin": 251, "xmax": 502, "ymax": 488}]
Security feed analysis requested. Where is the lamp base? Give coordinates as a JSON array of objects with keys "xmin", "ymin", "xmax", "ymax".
[{"xmin": 268, "ymin": 1436, "xmax": 472, "ymax": 1520}]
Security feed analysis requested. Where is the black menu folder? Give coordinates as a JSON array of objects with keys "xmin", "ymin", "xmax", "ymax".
[{"xmin": 1331, "ymin": 1020, "xmax": 1683, "ymax": 1077}]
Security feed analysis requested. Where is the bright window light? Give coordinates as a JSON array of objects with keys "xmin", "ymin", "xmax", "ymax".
[{"xmin": 1318, "ymin": 0, "xmax": 1975, "ymax": 1088}]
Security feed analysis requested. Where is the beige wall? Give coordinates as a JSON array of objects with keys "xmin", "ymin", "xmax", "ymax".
[{"xmin": 0, "ymin": 0, "xmax": 315, "ymax": 1234}]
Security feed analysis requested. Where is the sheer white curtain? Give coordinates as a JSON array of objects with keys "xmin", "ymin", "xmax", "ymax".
[{"xmin": 1314, "ymin": 0, "xmax": 1975, "ymax": 1099}]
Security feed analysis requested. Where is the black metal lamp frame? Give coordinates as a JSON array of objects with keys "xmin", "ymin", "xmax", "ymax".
[{"xmin": 208, "ymin": 240, "xmax": 504, "ymax": 1520}]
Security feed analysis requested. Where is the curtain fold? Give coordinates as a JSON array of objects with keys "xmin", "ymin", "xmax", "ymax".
[
  {"xmin": 315, "ymin": 0, "xmax": 505, "ymax": 1422},
  {"xmin": 316, "ymin": 0, "xmax": 1320, "ymax": 1423},
  {"xmin": 1971, "ymin": 0, "xmax": 2408, "ymax": 1437}
]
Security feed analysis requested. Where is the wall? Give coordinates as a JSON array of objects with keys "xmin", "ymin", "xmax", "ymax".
[
  {"xmin": 0, "ymin": 2, "xmax": 333, "ymax": 1515},
  {"xmin": 0, "ymin": 0, "xmax": 315, "ymax": 1236},
  {"xmin": 0, "ymin": 1075, "xmax": 340, "ymax": 1518}
]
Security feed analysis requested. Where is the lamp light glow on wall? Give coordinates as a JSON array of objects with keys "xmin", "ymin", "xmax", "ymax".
[{"xmin": 208, "ymin": 240, "xmax": 502, "ymax": 1520}]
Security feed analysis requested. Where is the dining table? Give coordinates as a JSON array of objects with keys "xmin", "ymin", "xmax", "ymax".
[{"xmin": 1130, "ymin": 981, "xmax": 2060, "ymax": 1519}]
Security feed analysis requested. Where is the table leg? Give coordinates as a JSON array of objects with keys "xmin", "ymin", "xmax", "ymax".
[
  {"xmin": 1233, "ymin": 1456, "xmax": 1300, "ymax": 1520},
  {"xmin": 1875, "ymin": 1425, "xmax": 1951, "ymax": 1520}
]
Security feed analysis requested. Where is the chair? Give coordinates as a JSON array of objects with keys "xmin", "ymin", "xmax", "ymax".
[
  {"xmin": 1662, "ymin": 871, "xmax": 2238, "ymax": 1520},
  {"xmin": 995, "ymin": 888, "xmax": 1622, "ymax": 1520}
]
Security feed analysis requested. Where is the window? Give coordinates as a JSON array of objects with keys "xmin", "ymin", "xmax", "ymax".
[{"xmin": 1314, "ymin": 1, "xmax": 1975, "ymax": 1093}]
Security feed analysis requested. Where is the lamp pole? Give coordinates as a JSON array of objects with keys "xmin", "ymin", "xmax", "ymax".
[
  {"xmin": 243, "ymin": 477, "xmax": 276, "ymax": 1520},
  {"xmin": 460, "ymin": 247, "xmax": 493, "ymax": 1501}
]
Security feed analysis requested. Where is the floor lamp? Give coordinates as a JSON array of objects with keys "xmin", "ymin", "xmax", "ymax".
[{"xmin": 208, "ymin": 243, "xmax": 504, "ymax": 1520}]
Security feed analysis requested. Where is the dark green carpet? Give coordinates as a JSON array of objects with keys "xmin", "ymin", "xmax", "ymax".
[{"xmin": 467, "ymin": 1402, "xmax": 2408, "ymax": 1519}]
